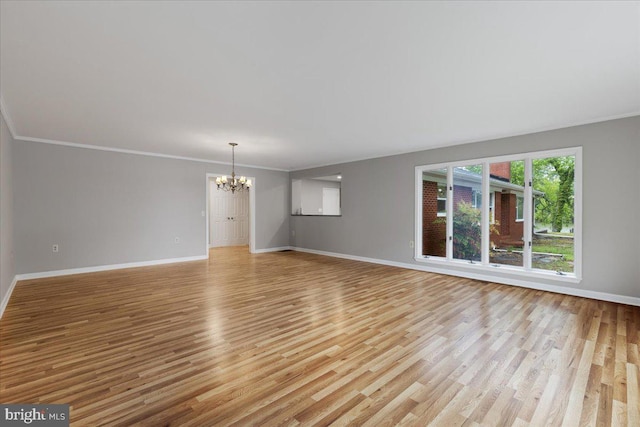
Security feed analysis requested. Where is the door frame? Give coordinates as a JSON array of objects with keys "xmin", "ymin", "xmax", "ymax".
[{"xmin": 205, "ymin": 173, "xmax": 256, "ymax": 254}]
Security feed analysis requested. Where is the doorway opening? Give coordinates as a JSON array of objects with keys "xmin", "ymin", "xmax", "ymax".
[{"xmin": 205, "ymin": 173, "xmax": 256, "ymax": 254}]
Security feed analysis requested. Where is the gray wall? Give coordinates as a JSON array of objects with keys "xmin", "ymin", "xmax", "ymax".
[
  {"xmin": 1, "ymin": 115, "xmax": 16, "ymax": 306},
  {"xmin": 291, "ymin": 116, "xmax": 640, "ymax": 299},
  {"xmin": 12, "ymin": 141, "xmax": 290, "ymax": 274},
  {"xmin": 7, "ymin": 116, "xmax": 640, "ymax": 302}
]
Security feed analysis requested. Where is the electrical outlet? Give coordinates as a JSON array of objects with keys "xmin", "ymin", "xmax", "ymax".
[
  {"xmin": 174, "ymin": 237, "xmax": 180, "ymax": 244},
  {"xmin": 292, "ymin": 230, "xmax": 296, "ymax": 237},
  {"xmin": 409, "ymin": 240, "xmax": 414, "ymax": 248},
  {"xmin": 52, "ymin": 244, "xmax": 59, "ymax": 253},
  {"xmin": 201, "ymin": 211, "xmax": 205, "ymax": 217}
]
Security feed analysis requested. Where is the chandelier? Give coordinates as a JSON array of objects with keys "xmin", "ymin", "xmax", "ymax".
[{"xmin": 215, "ymin": 143, "xmax": 251, "ymax": 193}]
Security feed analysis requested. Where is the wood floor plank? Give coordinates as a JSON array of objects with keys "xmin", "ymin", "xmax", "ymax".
[{"xmin": 1, "ymin": 246, "xmax": 639, "ymax": 426}]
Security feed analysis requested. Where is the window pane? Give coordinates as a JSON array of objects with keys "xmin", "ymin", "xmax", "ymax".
[
  {"xmin": 489, "ymin": 160, "xmax": 525, "ymax": 267},
  {"xmin": 453, "ymin": 165, "xmax": 482, "ymax": 262},
  {"xmin": 422, "ymin": 168, "xmax": 447, "ymax": 257},
  {"xmin": 532, "ymin": 155, "xmax": 575, "ymax": 273}
]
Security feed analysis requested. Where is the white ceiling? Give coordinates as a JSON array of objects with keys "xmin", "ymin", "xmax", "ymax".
[{"xmin": 1, "ymin": 1, "xmax": 639, "ymax": 171}]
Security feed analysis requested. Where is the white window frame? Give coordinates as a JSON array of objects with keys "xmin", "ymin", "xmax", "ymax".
[{"xmin": 414, "ymin": 147, "xmax": 582, "ymax": 284}]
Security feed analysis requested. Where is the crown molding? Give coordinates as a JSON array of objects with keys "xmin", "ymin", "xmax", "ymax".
[
  {"xmin": 1, "ymin": 95, "xmax": 287, "ymax": 172},
  {"xmin": 289, "ymin": 111, "xmax": 640, "ymax": 171},
  {"xmin": 3, "ymin": 92, "xmax": 638, "ymax": 174},
  {"xmin": 13, "ymin": 135, "xmax": 288, "ymax": 172}
]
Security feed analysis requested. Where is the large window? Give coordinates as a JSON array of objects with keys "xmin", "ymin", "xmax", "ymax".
[{"xmin": 415, "ymin": 148, "xmax": 581, "ymax": 281}]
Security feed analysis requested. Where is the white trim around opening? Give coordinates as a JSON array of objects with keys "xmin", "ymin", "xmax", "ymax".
[
  {"xmin": 205, "ymin": 173, "xmax": 256, "ymax": 254},
  {"xmin": 415, "ymin": 147, "xmax": 582, "ymax": 285}
]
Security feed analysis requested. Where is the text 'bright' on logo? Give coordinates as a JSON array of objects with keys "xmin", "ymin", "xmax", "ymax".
[{"xmin": 1, "ymin": 404, "xmax": 69, "ymax": 426}]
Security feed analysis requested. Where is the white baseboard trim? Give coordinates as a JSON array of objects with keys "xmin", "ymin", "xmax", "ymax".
[
  {"xmin": 14, "ymin": 255, "xmax": 209, "ymax": 282},
  {"xmin": 252, "ymin": 246, "xmax": 293, "ymax": 254},
  {"xmin": 0, "ymin": 275, "xmax": 19, "ymax": 319},
  {"xmin": 291, "ymin": 247, "xmax": 640, "ymax": 307}
]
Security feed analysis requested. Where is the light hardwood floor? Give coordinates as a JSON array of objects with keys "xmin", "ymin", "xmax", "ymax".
[{"xmin": 1, "ymin": 247, "xmax": 639, "ymax": 426}]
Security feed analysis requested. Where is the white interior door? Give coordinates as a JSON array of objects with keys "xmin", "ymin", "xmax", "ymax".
[
  {"xmin": 210, "ymin": 182, "xmax": 249, "ymax": 247},
  {"xmin": 231, "ymin": 189, "xmax": 249, "ymax": 245},
  {"xmin": 322, "ymin": 187, "xmax": 341, "ymax": 215}
]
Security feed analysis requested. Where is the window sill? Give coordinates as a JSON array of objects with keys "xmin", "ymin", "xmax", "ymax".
[{"xmin": 414, "ymin": 256, "xmax": 581, "ymax": 284}]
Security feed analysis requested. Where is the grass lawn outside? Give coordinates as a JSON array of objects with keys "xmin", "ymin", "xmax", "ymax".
[
  {"xmin": 532, "ymin": 235, "xmax": 574, "ymax": 273},
  {"xmin": 490, "ymin": 235, "xmax": 574, "ymax": 273}
]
